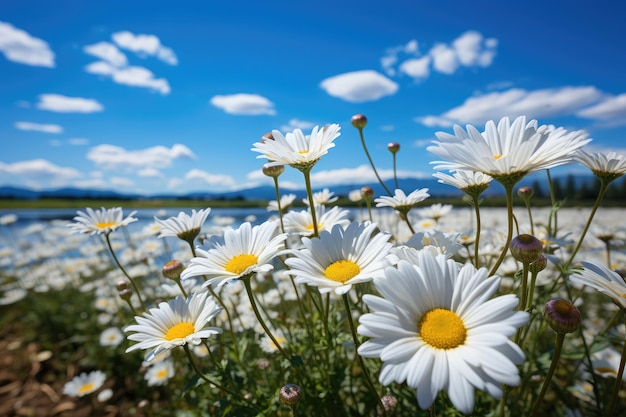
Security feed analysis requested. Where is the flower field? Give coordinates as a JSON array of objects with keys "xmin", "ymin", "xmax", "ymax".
[{"xmin": 1, "ymin": 115, "xmax": 626, "ymax": 416}]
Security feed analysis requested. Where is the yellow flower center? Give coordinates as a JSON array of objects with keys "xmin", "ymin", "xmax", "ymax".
[
  {"xmin": 225, "ymin": 254, "xmax": 258, "ymax": 274},
  {"xmin": 79, "ymin": 383, "xmax": 95, "ymax": 394},
  {"xmin": 305, "ymin": 222, "xmax": 323, "ymax": 231},
  {"xmin": 157, "ymin": 369, "xmax": 169, "ymax": 379},
  {"xmin": 164, "ymin": 322, "xmax": 195, "ymax": 341},
  {"xmin": 324, "ymin": 260, "xmax": 360, "ymax": 283},
  {"xmin": 419, "ymin": 308, "xmax": 467, "ymax": 349},
  {"xmin": 595, "ymin": 366, "xmax": 617, "ymax": 375},
  {"xmin": 493, "ymin": 154, "xmax": 503, "ymax": 160},
  {"xmin": 96, "ymin": 221, "xmax": 116, "ymax": 229}
]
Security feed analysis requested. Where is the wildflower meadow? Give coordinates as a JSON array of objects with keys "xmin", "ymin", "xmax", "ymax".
[{"xmin": 2, "ymin": 115, "xmax": 626, "ymax": 416}]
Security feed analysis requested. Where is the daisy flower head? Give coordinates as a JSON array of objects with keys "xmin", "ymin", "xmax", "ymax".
[
  {"xmin": 63, "ymin": 370, "xmax": 106, "ymax": 397},
  {"xmin": 68, "ymin": 207, "xmax": 137, "ymax": 235},
  {"xmin": 251, "ymin": 124, "xmax": 341, "ymax": 172},
  {"xmin": 428, "ymin": 116, "xmax": 591, "ymax": 186},
  {"xmin": 285, "ymin": 221, "xmax": 393, "ymax": 295},
  {"xmin": 154, "ymin": 208, "xmax": 211, "ymax": 243},
  {"xmin": 433, "ymin": 170, "xmax": 493, "ymax": 198},
  {"xmin": 303, "ymin": 188, "xmax": 338, "ymax": 206},
  {"xmin": 145, "ymin": 359, "xmax": 175, "ymax": 386},
  {"xmin": 575, "ymin": 149, "xmax": 626, "ymax": 183},
  {"xmin": 266, "ymin": 193, "xmax": 297, "ymax": 212},
  {"xmin": 125, "ymin": 291, "xmax": 223, "ymax": 361},
  {"xmin": 570, "ymin": 261, "xmax": 626, "ymax": 309},
  {"xmin": 357, "ymin": 251, "xmax": 529, "ymax": 414},
  {"xmin": 375, "ymin": 188, "xmax": 430, "ymax": 212},
  {"xmin": 283, "ymin": 205, "xmax": 351, "ymax": 237},
  {"xmin": 180, "ymin": 221, "xmax": 288, "ymax": 289}
]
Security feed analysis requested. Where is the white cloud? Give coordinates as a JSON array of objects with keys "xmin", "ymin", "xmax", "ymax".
[
  {"xmin": 87, "ymin": 143, "xmax": 195, "ymax": 170},
  {"xmin": 0, "ymin": 21, "xmax": 55, "ymax": 67},
  {"xmin": 83, "ymin": 41, "xmax": 127, "ymax": 67},
  {"xmin": 310, "ymin": 164, "xmax": 428, "ymax": 186},
  {"xmin": 210, "ymin": 94, "xmax": 276, "ymax": 115},
  {"xmin": 430, "ymin": 44, "xmax": 458, "ymax": 74},
  {"xmin": 110, "ymin": 177, "xmax": 134, "ymax": 187},
  {"xmin": 381, "ymin": 39, "xmax": 420, "ymax": 76},
  {"xmin": 184, "ymin": 169, "xmax": 237, "ymax": 188},
  {"xmin": 399, "ymin": 56, "xmax": 430, "ymax": 79},
  {"xmin": 0, "ymin": 159, "xmax": 80, "ymax": 179},
  {"xmin": 68, "ymin": 138, "xmax": 89, "ymax": 145},
  {"xmin": 452, "ymin": 30, "xmax": 498, "ymax": 67},
  {"xmin": 85, "ymin": 61, "xmax": 171, "ymax": 94},
  {"xmin": 138, "ymin": 167, "xmax": 163, "ymax": 178},
  {"xmin": 577, "ymin": 93, "xmax": 626, "ymax": 120},
  {"xmin": 36, "ymin": 94, "xmax": 104, "ymax": 113},
  {"xmin": 416, "ymin": 86, "xmax": 604, "ymax": 127},
  {"xmin": 280, "ymin": 118, "xmax": 316, "ymax": 132},
  {"xmin": 112, "ymin": 31, "xmax": 178, "ymax": 65},
  {"xmin": 320, "ymin": 70, "xmax": 398, "ymax": 102},
  {"xmin": 14, "ymin": 121, "xmax": 63, "ymax": 134}
]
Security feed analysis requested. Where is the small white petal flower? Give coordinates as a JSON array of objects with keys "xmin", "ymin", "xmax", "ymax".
[
  {"xmin": 125, "ymin": 292, "xmax": 223, "ymax": 361},
  {"xmin": 63, "ymin": 370, "xmax": 106, "ymax": 397},
  {"xmin": 283, "ymin": 205, "xmax": 351, "ymax": 236},
  {"xmin": 358, "ymin": 251, "xmax": 529, "ymax": 414},
  {"xmin": 251, "ymin": 124, "xmax": 341, "ymax": 171},
  {"xmin": 154, "ymin": 208, "xmax": 211, "ymax": 241},
  {"xmin": 303, "ymin": 188, "xmax": 338, "ymax": 206},
  {"xmin": 99, "ymin": 327, "xmax": 124, "ymax": 347},
  {"xmin": 67, "ymin": 207, "xmax": 137, "ymax": 235},
  {"xmin": 267, "ymin": 193, "xmax": 297, "ymax": 212},
  {"xmin": 374, "ymin": 188, "xmax": 430, "ymax": 211},
  {"xmin": 181, "ymin": 221, "xmax": 288, "ymax": 289},
  {"xmin": 433, "ymin": 170, "xmax": 493, "ymax": 193},
  {"xmin": 570, "ymin": 261, "xmax": 626, "ymax": 309},
  {"xmin": 145, "ymin": 360, "xmax": 175, "ymax": 386},
  {"xmin": 575, "ymin": 149, "xmax": 626, "ymax": 182},
  {"xmin": 285, "ymin": 221, "xmax": 393, "ymax": 295}
]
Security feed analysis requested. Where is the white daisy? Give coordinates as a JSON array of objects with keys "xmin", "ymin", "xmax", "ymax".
[
  {"xmin": 154, "ymin": 208, "xmax": 211, "ymax": 242},
  {"xmin": 285, "ymin": 221, "xmax": 393, "ymax": 295},
  {"xmin": 99, "ymin": 327, "xmax": 124, "ymax": 347},
  {"xmin": 67, "ymin": 207, "xmax": 137, "ymax": 235},
  {"xmin": 180, "ymin": 221, "xmax": 288, "ymax": 289},
  {"xmin": 251, "ymin": 124, "xmax": 341, "ymax": 171},
  {"xmin": 357, "ymin": 251, "xmax": 529, "ymax": 414},
  {"xmin": 374, "ymin": 188, "xmax": 430, "ymax": 212},
  {"xmin": 63, "ymin": 370, "xmax": 106, "ymax": 397},
  {"xmin": 266, "ymin": 193, "xmax": 297, "ymax": 212},
  {"xmin": 433, "ymin": 170, "xmax": 493, "ymax": 194},
  {"xmin": 145, "ymin": 359, "xmax": 175, "ymax": 386},
  {"xmin": 283, "ymin": 205, "xmax": 351, "ymax": 236},
  {"xmin": 303, "ymin": 188, "xmax": 338, "ymax": 206},
  {"xmin": 570, "ymin": 261, "xmax": 626, "ymax": 309},
  {"xmin": 416, "ymin": 203, "xmax": 453, "ymax": 222},
  {"xmin": 428, "ymin": 116, "xmax": 591, "ymax": 183},
  {"xmin": 575, "ymin": 149, "xmax": 626, "ymax": 182},
  {"xmin": 125, "ymin": 291, "xmax": 223, "ymax": 361}
]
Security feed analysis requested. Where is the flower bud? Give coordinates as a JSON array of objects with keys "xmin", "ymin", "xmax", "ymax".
[
  {"xmin": 360, "ymin": 186, "xmax": 374, "ymax": 200},
  {"xmin": 510, "ymin": 234, "xmax": 543, "ymax": 264},
  {"xmin": 544, "ymin": 298, "xmax": 581, "ymax": 334},
  {"xmin": 387, "ymin": 142, "xmax": 400, "ymax": 154},
  {"xmin": 116, "ymin": 280, "xmax": 130, "ymax": 291},
  {"xmin": 517, "ymin": 186, "xmax": 534, "ymax": 199},
  {"xmin": 262, "ymin": 131, "xmax": 274, "ymax": 142},
  {"xmin": 279, "ymin": 383, "xmax": 302, "ymax": 406},
  {"xmin": 262, "ymin": 163, "xmax": 285, "ymax": 178},
  {"xmin": 529, "ymin": 253, "xmax": 548, "ymax": 274},
  {"xmin": 162, "ymin": 260, "xmax": 185, "ymax": 280},
  {"xmin": 118, "ymin": 288, "xmax": 133, "ymax": 302},
  {"xmin": 351, "ymin": 114, "xmax": 367, "ymax": 129},
  {"xmin": 377, "ymin": 394, "xmax": 398, "ymax": 415}
]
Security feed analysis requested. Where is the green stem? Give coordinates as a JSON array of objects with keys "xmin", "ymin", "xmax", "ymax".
[
  {"xmin": 104, "ymin": 233, "xmax": 147, "ymax": 311},
  {"xmin": 342, "ymin": 293, "xmax": 385, "ymax": 415},
  {"xmin": 529, "ymin": 333, "xmax": 565, "ymax": 417},
  {"xmin": 392, "ymin": 153, "xmax": 399, "ymax": 190},
  {"xmin": 357, "ymin": 127, "xmax": 392, "ymax": 196},
  {"xmin": 273, "ymin": 176, "xmax": 286, "ymax": 234},
  {"xmin": 489, "ymin": 184, "xmax": 515, "ymax": 276},
  {"xmin": 471, "ymin": 195, "xmax": 482, "ymax": 268},
  {"xmin": 607, "ymin": 312, "xmax": 626, "ymax": 416},
  {"xmin": 399, "ymin": 210, "xmax": 415, "ymax": 235},
  {"xmin": 564, "ymin": 179, "xmax": 608, "ymax": 270},
  {"xmin": 302, "ymin": 168, "xmax": 319, "ymax": 237}
]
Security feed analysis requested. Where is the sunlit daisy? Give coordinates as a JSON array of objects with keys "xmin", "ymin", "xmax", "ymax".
[
  {"xmin": 180, "ymin": 221, "xmax": 288, "ymax": 289},
  {"xmin": 125, "ymin": 291, "xmax": 223, "ymax": 361},
  {"xmin": 145, "ymin": 359, "xmax": 175, "ymax": 386},
  {"xmin": 303, "ymin": 188, "xmax": 338, "ymax": 206},
  {"xmin": 575, "ymin": 149, "xmax": 626, "ymax": 183},
  {"xmin": 266, "ymin": 193, "xmax": 297, "ymax": 212},
  {"xmin": 99, "ymin": 327, "xmax": 124, "ymax": 347},
  {"xmin": 428, "ymin": 116, "xmax": 591, "ymax": 185},
  {"xmin": 67, "ymin": 207, "xmax": 138, "ymax": 235},
  {"xmin": 63, "ymin": 370, "xmax": 106, "ymax": 397},
  {"xmin": 374, "ymin": 188, "xmax": 430, "ymax": 212},
  {"xmin": 283, "ymin": 205, "xmax": 351, "ymax": 236},
  {"xmin": 285, "ymin": 221, "xmax": 393, "ymax": 295},
  {"xmin": 570, "ymin": 261, "xmax": 626, "ymax": 309},
  {"xmin": 251, "ymin": 124, "xmax": 341, "ymax": 171},
  {"xmin": 154, "ymin": 208, "xmax": 212, "ymax": 243},
  {"xmin": 357, "ymin": 251, "xmax": 529, "ymax": 414},
  {"xmin": 416, "ymin": 203, "xmax": 453, "ymax": 222},
  {"xmin": 433, "ymin": 170, "xmax": 493, "ymax": 196}
]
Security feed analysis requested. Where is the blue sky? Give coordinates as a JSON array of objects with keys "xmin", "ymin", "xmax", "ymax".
[{"xmin": 2, "ymin": 0, "xmax": 626, "ymax": 196}]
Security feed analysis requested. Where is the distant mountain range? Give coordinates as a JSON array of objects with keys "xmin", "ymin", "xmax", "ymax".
[{"xmin": 0, "ymin": 173, "xmax": 598, "ymax": 202}]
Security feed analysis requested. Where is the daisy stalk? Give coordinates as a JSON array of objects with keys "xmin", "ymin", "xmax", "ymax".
[
  {"xmin": 607, "ymin": 312, "xmax": 626, "ymax": 417},
  {"xmin": 351, "ymin": 114, "xmax": 392, "ymax": 196},
  {"xmin": 104, "ymin": 232, "xmax": 147, "ymax": 311}
]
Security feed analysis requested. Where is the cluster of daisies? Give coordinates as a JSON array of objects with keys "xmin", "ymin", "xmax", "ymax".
[{"xmin": 59, "ymin": 115, "xmax": 626, "ymax": 415}]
